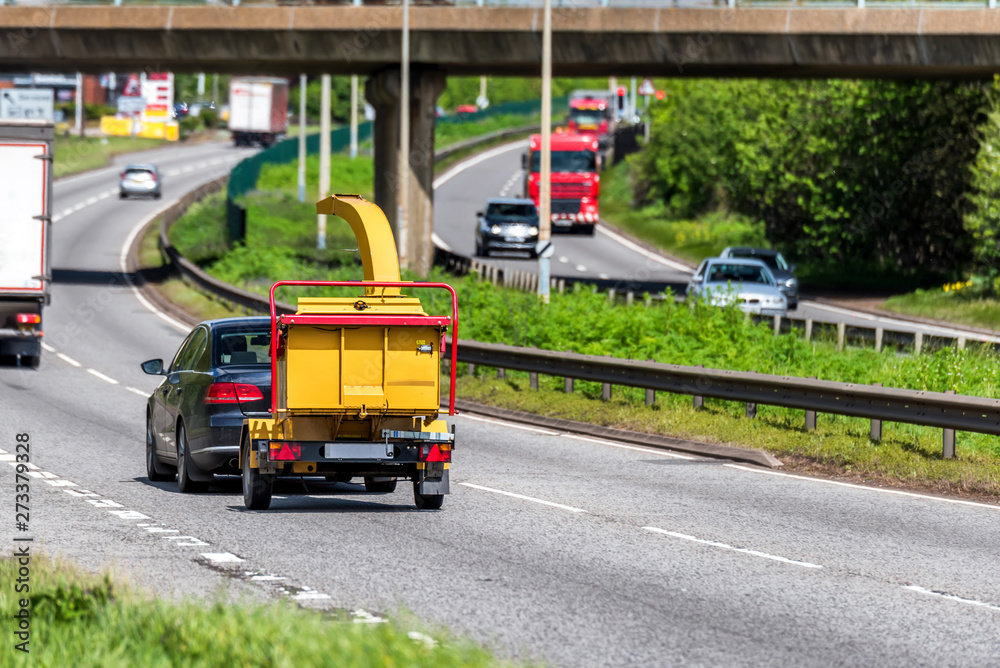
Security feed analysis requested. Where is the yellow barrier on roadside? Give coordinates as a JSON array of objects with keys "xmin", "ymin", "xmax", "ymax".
[{"xmin": 99, "ymin": 116, "xmax": 180, "ymax": 141}]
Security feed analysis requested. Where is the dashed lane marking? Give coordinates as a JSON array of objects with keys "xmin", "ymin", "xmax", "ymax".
[
  {"xmin": 202, "ymin": 553, "xmax": 245, "ymax": 563},
  {"xmin": 460, "ymin": 482, "xmax": 588, "ymax": 513},
  {"xmin": 643, "ymin": 526, "xmax": 824, "ymax": 569},
  {"xmin": 903, "ymin": 586, "xmax": 1000, "ymax": 612},
  {"xmin": 87, "ymin": 368, "xmax": 119, "ymax": 385},
  {"xmin": 57, "ymin": 353, "xmax": 82, "ymax": 367},
  {"xmin": 126, "ymin": 387, "xmax": 149, "ymax": 397}
]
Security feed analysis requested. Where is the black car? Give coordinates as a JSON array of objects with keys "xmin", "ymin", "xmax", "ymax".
[
  {"xmin": 719, "ymin": 246, "xmax": 799, "ymax": 309},
  {"xmin": 475, "ymin": 198, "xmax": 540, "ymax": 258},
  {"xmin": 142, "ymin": 317, "xmax": 271, "ymax": 492}
]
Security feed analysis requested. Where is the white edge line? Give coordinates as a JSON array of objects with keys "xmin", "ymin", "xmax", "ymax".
[
  {"xmin": 458, "ymin": 413, "xmax": 560, "ymax": 435},
  {"xmin": 87, "ymin": 368, "xmax": 119, "ymax": 385},
  {"xmin": 126, "ymin": 387, "xmax": 149, "ymax": 397},
  {"xmin": 56, "ymin": 352, "xmax": 82, "ymax": 367},
  {"xmin": 595, "ymin": 224, "xmax": 694, "ymax": 274},
  {"xmin": 903, "ymin": 585, "xmax": 1000, "ymax": 612},
  {"xmin": 118, "ymin": 201, "xmax": 194, "ymax": 333},
  {"xmin": 433, "ymin": 141, "xmax": 526, "ymax": 191},
  {"xmin": 724, "ymin": 464, "xmax": 1000, "ymax": 511},
  {"xmin": 559, "ymin": 433, "xmax": 697, "ymax": 460},
  {"xmin": 41, "ymin": 342, "xmax": 55, "ymax": 352},
  {"xmin": 643, "ymin": 527, "xmax": 823, "ymax": 569},
  {"xmin": 460, "ymin": 482, "xmax": 587, "ymax": 513},
  {"xmin": 431, "ymin": 232, "xmax": 452, "ymax": 252}
]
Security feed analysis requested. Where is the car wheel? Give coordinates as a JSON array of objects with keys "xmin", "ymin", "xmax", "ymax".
[
  {"xmin": 22, "ymin": 355, "xmax": 40, "ymax": 368},
  {"xmin": 154, "ymin": 192, "xmax": 162, "ymax": 200},
  {"xmin": 146, "ymin": 413, "xmax": 175, "ymax": 482},
  {"xmin": 242, "ymin": 432, "xmax": 273, "ymax": 510},
  {"xmin": 119, "ymin": 192, "xmax": 127, "ymax": 199},
  {"xmin": 176, "ymin": 423, "xmax": 210, "ymax": 493},
  {"xmin": 364, "ymin": 477, "xmax": 397, "ymax": 493},
  {"xmin": 413, "ymin": 481, "xmax": 444, "ymax": 510}
]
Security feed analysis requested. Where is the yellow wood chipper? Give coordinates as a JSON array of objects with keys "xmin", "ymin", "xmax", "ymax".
[{"xmin": 239, "ymin": 194, "xmax": 457, "ymax": 510}]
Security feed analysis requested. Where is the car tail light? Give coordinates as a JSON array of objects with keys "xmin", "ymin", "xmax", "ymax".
[
  {"xmin": 120, "ymin": 171, "xmax": 126, "ymax": 179},
  {"xmin": 269, "ymin": 442, "xmax": 301, "ymax": 461},
  {"xmin": 418, "ymin": 443, "xmax": 451, "ymax": 463},
  {"xmin": 204, "ymin": 382, "xmax": 238, "ymax": 403},
  {"xmin": 150, "ymin": 173, "xmax": 158, "ymax": 182},
  {"xmin": 16, "ymin": 313, "xmax": 40, "ymax": 325},
  {"xmin": 599, "ymin": 120, "xmax": 608, "ymax": 134},
  {"xmin": 235, "ymin": 384, "xmax": 263, "ymax": 402}
]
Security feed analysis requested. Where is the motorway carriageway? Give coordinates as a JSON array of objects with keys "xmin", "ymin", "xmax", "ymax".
[
  {"xmin": 0, "ymin": 141, "xmax": 998, "ymax": 666},
  {"xmin": 432, "ymin": 140, "xmax": 1000, "ymax": 346}
]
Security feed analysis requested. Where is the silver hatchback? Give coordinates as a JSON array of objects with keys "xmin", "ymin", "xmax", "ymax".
[{"xmin": 119, "ymin": 164, "xmax": 161, "ymax": 199}]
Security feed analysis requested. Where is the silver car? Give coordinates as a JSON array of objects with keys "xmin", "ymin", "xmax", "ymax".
[
  {"xmin": 119, "ymin": 164, "xmax": 161, "ymax": 199},
  {"xmin": 687, "ymin": 258, "xmax": 788, "ymax": 316}
]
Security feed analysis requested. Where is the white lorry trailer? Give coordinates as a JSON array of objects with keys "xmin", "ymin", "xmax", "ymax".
[
  {"xmin": 0, "ymin": 119, "xmax": 52, "ymax": 367},
  {"xmin": 228, "ymin": 77, "xmax": 289, "ymax": 148}
]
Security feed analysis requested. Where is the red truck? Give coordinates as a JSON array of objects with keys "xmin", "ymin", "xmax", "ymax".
[{"xmin": 523, "ymin": 132, "xmax": 600, "ymax": 235}]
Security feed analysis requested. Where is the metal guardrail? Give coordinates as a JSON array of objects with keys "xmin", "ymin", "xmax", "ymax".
[{"xmin": 449, "ymin": 338, "xmax": 999, "ymax": 457}]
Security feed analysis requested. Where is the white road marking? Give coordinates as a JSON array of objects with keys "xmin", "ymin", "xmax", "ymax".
[
  {"xmin": 73, "ymin": 202, "xmax": 86, "ymax": 211},
  {"xmin": 26, "ymin": 471, "xmax": 57, "ymax": 479},
  {"xmin": 559, "ymin": 433, "xmax": 697, "ymax": 460},
  {"xmin": 41, "ymin": 342, "xmax": 55, "ymax": 352},
  {"xmin": 294, "ymin": 591, "xmax": 332, "ymax": 601},
  {"xmin": 85, "ymin": 196, "xmax": 98, "ymax": 205},
  {"xmin": 558, "ymin": 255, "xmax": 568, "ymax": 263},
  {"xmin": 201, "ymin": 552, "xmax": 245, "ymax": 563},
  {"xmin": 352, "ymin": 609, "xmax": 387, "ymax": 623},
  {"xmin": 146, "ymin": 527, "xmax": 179, "ymax": 533},
  {"xmin": 724, "ymin": 464, "xmax": 1000, "ymax": 511},
  {"xmin": 250, "ymin": 575, "xmax": 285, "ymax": 581},
  {"xmin": 599, "ymin": 273, "xmax": 610, "ymax": 280},
  {"xmin": 87, "ymin": 368, "xmax": 119, "ymax": 385},
  {"xmin": 460, "ymin": 482, "xmax": 588, "ymax": 513},
  {"xmin": 108, "ymin": 510, "xmax": 150, "ymax": 520},
  {"xmin": 63, "ymin": 489, "xmax": 99, "ymax": 497},
  {"xmin": 44, "ymin": 479, "xmax": 78, "ymax": 487},
  {"xmin": 57, "ymin": 353, "xmax": 82, "ymax": 367},
  {"xmin": 126, "ymin": 387, "xmax": 149, "ymax": 397},
  {"xmin": 98, "ymin": 191, "xmax": 112, "ymax": 200},
  {"xmin": 51, "ymin": 215, "xmax": 63, "ymax": 223},
  {"xmin": 0, "ymin": 455, "xmax": 15, "ymax": 462},
  {"xmin": 166, "ymin": 536, "xmax": 210, "ymax": 547},
  {"xmin": 643, "ymin": 527, "xmax": 824, "ymax": 569},
  {"xmin": 86, "ymin": 499, "xmax": 123, "ymax": 508},
  {"xmin": 166, "ymin": 169, "xmax": 181, "ymax": 176},
  {"xmin": 431, "ymin": 232, "xmax": 452, "ymax": 251},
  {"xmin": 903, "ymin": 585, "xmax": 1000, "ymax": 612},
  {"xmin": 433, "ymin": 141, "xmax": 526, "ymax": 191},
  {"xmin": 595, "ymin": 223, "xmax": 694, "ymax": 274},
  {"xmin": 459, "ymin": 413, "xmax": 560, "ymax": 435},
  {"xmin": 59, "ymin": 208, "xmax": 73, "ymax": 218},
  {"xmin": 118, "ymin": 202, "xmax": 192, "ymax": 333},
  {"xmin": 575, "ymin": 264, "xmax": 587, "ymax": 272}
]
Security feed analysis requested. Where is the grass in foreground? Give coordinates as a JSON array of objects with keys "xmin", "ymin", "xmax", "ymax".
[
  {"xmin": 883, "ymin": 287, "xmax": 1000, "ymax": 332},
  {"xmin": 0, "ymin": 555, "xmax": 520, "ymax": 668},
  {"xmin": 450, "ymin": 372, "xmax": 1000, "ymax": 498},
  {"xmin": 54, "ymin": 135, "xmax": 166, "ymax": 179}
]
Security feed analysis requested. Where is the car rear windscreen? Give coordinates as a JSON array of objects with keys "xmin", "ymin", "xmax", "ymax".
[
  {"xmin": 215, "ymin": 330, "xmax": 271, "ymax": 366},
  {"xmin": 487, "ymin": 203, "xmax": 536, "ymax": 218}
]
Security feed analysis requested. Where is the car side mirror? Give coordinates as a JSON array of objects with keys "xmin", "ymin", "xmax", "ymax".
[
  {"xmin": 476, "ymin": 211, "xmax": 484, "ymax": 218},
  {"xmin": 521, "ymin": 153, "xmax": 527, "ymax": 169},
  {"xmin": 141, "ymin": 359, "xmax": 164, "ymax": 375}
]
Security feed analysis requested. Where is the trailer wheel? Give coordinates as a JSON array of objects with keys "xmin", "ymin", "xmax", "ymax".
[
  {"xmin": 413, "ymin": 482, "xmax": 444, "ymax": 510},
  {"xmin": 364, "ymin": 477, "xmax": 397, "ymax": 493},
  {"xmin": 242, "ymin": 434, "xmax": 273, "ymax": 510}
]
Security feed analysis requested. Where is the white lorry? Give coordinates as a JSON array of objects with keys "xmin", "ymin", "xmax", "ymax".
[
  {"xmin": 0, "ymin": 120, "xmax": 52, "ymax": 367},
  {"xmin": 228, "ymin": 77, "xmax": 289, "ymax": 148}
]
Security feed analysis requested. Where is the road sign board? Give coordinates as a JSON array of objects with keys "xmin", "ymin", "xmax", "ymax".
[
  {"xmin": 117, "ymin": 97, "xmax": 147, "ymax": 114},
  {"xmin": 0, "ymin": 88, "xmax": 54, "ymax": 121},
  {"xmin": 535, "ymin": 241, "xmax": 555, "ymax": 259},
  {"xmin": 638, "ymin": 78, "xmax": 655, "ymax": 96}
]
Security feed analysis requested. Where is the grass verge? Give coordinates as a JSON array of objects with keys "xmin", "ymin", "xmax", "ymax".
[
  {"xmin": 882, "ymin": 288, "xmax": 1000, "ymax": 332},
  {"xmin": 0, "ymin": 554, "xmax": 523, "ymax": 667},
  {"xmin": 599, "ymin": 160, "xmax": 765, "ymax": 265},
  {"xmin": 54, "ymin": 135, "xmax": 166, "ymax": 179},
  {"xmin": 448, "ymin": 372, "xmax": 1000, "ymax": 500}
]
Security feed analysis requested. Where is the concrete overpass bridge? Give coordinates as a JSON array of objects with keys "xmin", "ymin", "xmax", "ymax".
[{"xmin": 6, "ymin": 3, "xmax": 998, "ymax": 272}]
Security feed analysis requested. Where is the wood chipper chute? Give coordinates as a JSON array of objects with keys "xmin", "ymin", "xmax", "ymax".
[{"xmin": 239, "ymin": 194, "xmax": 458, "ymax": 510}]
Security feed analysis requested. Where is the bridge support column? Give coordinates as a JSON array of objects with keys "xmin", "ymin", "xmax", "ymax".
[{"xmin": 365, "ymin": 66, "xmax": 445, "ymax": 275}]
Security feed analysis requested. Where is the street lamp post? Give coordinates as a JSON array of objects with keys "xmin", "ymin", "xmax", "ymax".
[
  {"xmin": 537, "ymin": 0, "xmax": 552, "ymax": 300},
  {"xmin": 398, "ymin": 0, "xmax": 410, "ymax": 270}
]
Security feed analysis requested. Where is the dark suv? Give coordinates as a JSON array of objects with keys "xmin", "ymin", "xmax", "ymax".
[{"xmin": 475, "ymin": 198, "xmax": 540, "ymax": 258}]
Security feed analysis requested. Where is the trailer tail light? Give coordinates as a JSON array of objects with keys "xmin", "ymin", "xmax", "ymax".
[
  {"xmin": 419, "ymin": 443, "xmax": 451, "ymax": 463},
  {"xmin": 16, "ymin": 313, "xmax": 40, "ymax": 325},
  {"xmin": 269, "ymin": 442, "xmax": 301, "ymax": 461}
]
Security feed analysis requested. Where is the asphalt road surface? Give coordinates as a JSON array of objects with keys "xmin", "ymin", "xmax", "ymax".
[
  {"xmin": 432, "ymin": 141, "xmax": 1000, "ymax": 345},
  {"xmin": 0, "ymin": 141, "xmax": 998, "ymax": 666}
]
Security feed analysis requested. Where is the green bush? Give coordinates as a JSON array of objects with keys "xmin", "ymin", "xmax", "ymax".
[{"xmin": 198, "ymin": 107, "xmax": 219, "ymax": 129}]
